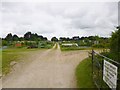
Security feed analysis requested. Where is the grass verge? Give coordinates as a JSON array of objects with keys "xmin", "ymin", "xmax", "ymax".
[
  {"xmin": 2, "ymin": 48, "xmax": 40, "ymax": 75},
  {"xmin": 75, "ymin": 57, "xmax": 96, "ymax": 88},
  {"xmin": 60, "ymin": 45, "xmax": 107, "ymax": 51},
  {"xmin": 60, "ymin": 46, "xmax": 91, "ymax": 51}
]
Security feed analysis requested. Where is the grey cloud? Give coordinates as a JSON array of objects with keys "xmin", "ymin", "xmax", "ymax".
[
  {"xmin": 0, "ymin": 2, "xmax": 118, "ymax": 39},
  {"xmin": 119, "ymin": 1, "xmax": 120, "ymax": 25}
]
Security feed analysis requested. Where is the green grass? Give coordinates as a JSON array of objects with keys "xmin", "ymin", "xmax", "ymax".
[
  {"xmin": 60, "ymin": 45, "xmax": 107, "ymax": 51},
  {"xmin": 38, "ymin": 41, "xmax": 54, "ymax": 49},
  {"xmin": 2, "ymin": 47, "xmax": 40, "ymax": 75},
  {"xmin": 60, "ymin": 46, "xmax": 91, "ymax": 51},
  {"xmin": 75, "ymin": 58, "xmax": 96, "ymax": 88}
]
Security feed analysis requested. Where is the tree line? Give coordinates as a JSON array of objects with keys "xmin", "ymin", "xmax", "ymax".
[
  {"xmin": 3, "ymin": 32, "xmax": 48, "ymax": 42},
  {"xmin": 1, "ymin": 31, "xmax": 110, "ymax": 47}
]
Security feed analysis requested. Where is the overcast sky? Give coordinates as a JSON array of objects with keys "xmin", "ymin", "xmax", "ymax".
[{"xmin": 0, "ymin": 1, "xmax": 118, "ymax": 39}]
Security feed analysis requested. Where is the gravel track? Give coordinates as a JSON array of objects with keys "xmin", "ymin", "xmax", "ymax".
[{"xmin": 2, "ymin": 43, "xmax": 89, "ymax": 88}]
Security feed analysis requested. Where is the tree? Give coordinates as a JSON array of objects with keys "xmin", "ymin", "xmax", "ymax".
[
  {"xmin": 59, "ymin": 37, "xmax": 66, "ymax": 41},
  {"xmin": 2, "ymin": 40, "xmax": 8, "ymax": 46},
  {"xmin": 34, "ymin": 33, "xmax": 39, "ymax": 40},
  {"xmin": 5, "ymin": 33, "xmax": 13, "ymax": 41},
  {"xmin": 110, "ymin": 26, "xmax": 120, "ymax": 62},
  {"xmin": 19, "ymin": 37, "xmax": 24, "ymax": 41},
  {"xmin": 24, "ymin": 32, "xmax": 32, "ymax": 40},
  {"xmin": 51, "ymin": 37, "xmax": 58, "ymax": 42},
  {"xmin": 24, "ymin": 32, "xmax": 47, "ymax": 41},
  {"xmin": 110, "ymin": 26, "xmax": 120, "ymax": 53},
  {"xmin": 38, "ymin": 35, "xmax": 44, "ymax": 41},
  {"xmin": 12, "ymin": 34, "xmax": 19, "ymax": 41},
  {"xmin": 43, "ymin": 37, "xmax": 47, "ymax": 41}
]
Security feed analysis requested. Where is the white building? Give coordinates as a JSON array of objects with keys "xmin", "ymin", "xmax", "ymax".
[{"xmin": 62, "ymin": 43, "xmax": 78, "ymax": 47}]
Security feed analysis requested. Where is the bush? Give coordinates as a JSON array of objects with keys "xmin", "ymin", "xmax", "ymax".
[
  {"xmin": 92, "ymin": 43, "xmax": 109, "ymax": 48},
  {"xmin": 110, "ymin": 26, "xmax": 120, "ymax": 62},
  {"xmin": 2, "ymin": 40, "xmax": 8, "ymax": 46}
]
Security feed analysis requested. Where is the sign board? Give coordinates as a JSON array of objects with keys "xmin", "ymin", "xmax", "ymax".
[{"xmin": 103, "ymin": 60, "xmax": 118, "ymax": 89}]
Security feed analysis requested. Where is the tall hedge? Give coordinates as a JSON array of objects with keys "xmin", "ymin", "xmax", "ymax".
[{"xmin": 110, "ymin": 26, "xmax": 120, "ymax": 61}]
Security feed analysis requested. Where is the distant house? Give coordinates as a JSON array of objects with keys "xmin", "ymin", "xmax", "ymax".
[
  {"xmin": 82, "ymin": 40, "xmax": 85, "ymax": 43},
  {"xmin": 15, "ymin": 43, "xmax": 22, "ymax": 47},
  {"xmin": 62, "ymin": 43, "xmax": 78, "ymax": 47},
  {"xmin": 94, "ymin": 41, "xmax": 99, "ymax": 44},
  {"xmin": 89, "ymin": 40, "xmax": 92, "ymax": 42},
  {"xmin": 72, "ymin": 36, "xmax": 80, "ymax": 40}
]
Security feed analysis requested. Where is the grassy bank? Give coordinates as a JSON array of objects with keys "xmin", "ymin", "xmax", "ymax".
[
  {"xmin": 60, "ymin": 46, "xmax": 91, "ymax": 51},
  {"xmin": 2, "ymin": 48, "xmax": 40, "ymax": 75},
  {"xmin": 75, "ymin": 58, "xmax": 95, "ymax": 88},
  {"xmin": 60, "ymin": 45, "xmax": 107, "ymax": 51}
]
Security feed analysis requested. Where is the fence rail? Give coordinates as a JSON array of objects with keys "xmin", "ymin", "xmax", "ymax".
[{"xmin": 89, "ymin": 50, "xmax": 120, "ymax": 90}]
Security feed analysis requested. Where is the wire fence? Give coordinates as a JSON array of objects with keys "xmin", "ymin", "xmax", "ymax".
[{"xmin": 89, "ymin": 50, "xmax": 120, "ymax": 90}]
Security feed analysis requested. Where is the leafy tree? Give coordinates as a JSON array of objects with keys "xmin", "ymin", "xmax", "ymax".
[
  {"xmin": 19, "ymin": 37, "xmax": 24, "ymax": 41},
  {"xmin": 2, "ymin": 40, "xmax": 8, "ymax": 46},
  {"xmin": 43, "ymin": 37, "xmax": 47, "ymax": 41},
  {"xmin": 110, "ymin": 26, "xmax": 120, "ymax": 52},
  {"xmin": 12, "ymin": 34, "xmax": 19, "ymax": 41},
  {"xmin": 24, "ymin": 32, "xmax": 47, "ymax": 41},
  {"xmin": 59, "ymin": 37, "xmax": 71, "ymax": 41},
  {"xmin": 24, "ymin": 32, "xmax": 32, "ymax": 40},
  {"xmin": 30, "ymin": 33, "xmax": 37, "ymax": 41},
  {"xmin": 38, "ymin": 35, "xmax": 44, "ymax": 41},
  {"xmin": 110, "ymin": 26, "xmax": 120, "ymax": 61},
  {"xmin": 51, "ymin": 37, "xmax": 58, "ymax": 42},
  {"xmin": 5, "ymin": 33, "xmax": 13, "ymax": 41},
  {"xmin": 34, "ymin": 33, "xmax": 39, "ymax": 40},
  {"xmin": 59, "ymin": 37, "xmax": 66, "ymax": 41}
]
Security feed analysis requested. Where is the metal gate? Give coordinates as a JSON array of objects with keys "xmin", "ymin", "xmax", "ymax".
[{"xmin": 90, "ymin": 50, "xmax": 120, "ymax": 90}]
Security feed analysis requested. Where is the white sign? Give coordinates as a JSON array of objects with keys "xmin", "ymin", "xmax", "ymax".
[{"xmin": 103, "ymin": 60, "xmax": 118, "ymax": 89}]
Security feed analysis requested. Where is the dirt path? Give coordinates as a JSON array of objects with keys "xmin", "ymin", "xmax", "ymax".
[{"xmin": 2, "ymin": 43, "xmax": 89, "ymax": 88}]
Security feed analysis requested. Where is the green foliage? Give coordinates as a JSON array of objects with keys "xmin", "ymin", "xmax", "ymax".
[
  {"xmin": 24, "ymin": 32, "xmax": 47, "ymax": 41},
  {"xmin": 59, "ymin": 37, "xmax": 70, "ymax": 41},
  {"xmin": 110, "ymin": 28, "xmax": 120, "ymax": 53},
  {"xmin": 5, "ymin": 33, "xmax": 13, "ymax": 41},
  {"xmin": 2, "ymin": 40, "xmax": 8, "ymax": 46},
  {"xmin": 59, "ymin": 36, "xmax": 110, "ymax": 49},
  {"xmin": 110, "ymin": 26, "xmax": 120, "ymax": 61},
  {"xmin": 51, "ymin": 37, "xmax": 58, "ymax": 42},
  {"xmin": 19, "ymin": 37, "xmax": 24, "ymax": 41},
  {"xmin": 60, "ymin": 45, "xmax": 90, "ymax": 51},
  {"xmin": 25, "ymin": 41, "xmax": 37, "ymax": 46},
  {"xmin": 12, "ymin": 34, "xmax": 19, "ymax": 41},
  {"xmin": 38, "ymin": 41, "xmax": 54, "ymax": 49},
  {"xmin": 92, "ymin": 43, "xmax": 109, "ymax": 48}
]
